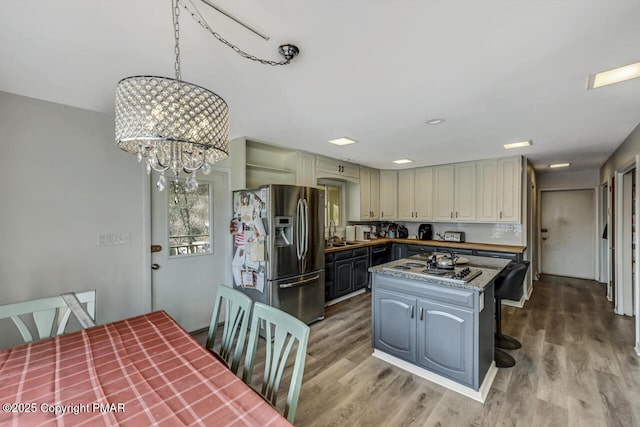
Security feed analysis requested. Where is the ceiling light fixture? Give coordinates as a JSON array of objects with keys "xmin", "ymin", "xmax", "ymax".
[
  {"xmin": 328, "ymin": 137, "xmax": 357, "ymax": 146},
  {"xmin": 587, "ymin": 61, "xmax": 640, "ymax": 89},
  {"xmin": 549, "ymin": 163, "xmax": 570, "ymax": 168},
  {"xmin": 503, "ymin": 140, "xmax": 533, "ymax": 149},
  {"xmin": 115, "ymin": 0, "xmax": 299, "ymax": 192},
  {"xmin": 393, "ymin": 159, "xmax": 414, "ymax": 164},
  {"xmin": 426, "ymin": 118, "xmax": 445, "ymax": 125}
]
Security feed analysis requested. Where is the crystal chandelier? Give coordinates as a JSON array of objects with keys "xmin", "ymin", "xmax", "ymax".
[{"xmin": 115, "ymin": 0, "xmax": 299, "ymax": 191}]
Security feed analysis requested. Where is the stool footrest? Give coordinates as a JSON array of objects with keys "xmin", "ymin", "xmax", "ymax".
[
  {"xmin": 495, "ymin": 333, "xmax": 522, "ymax": 350},
  {"xmin": 495, "ymin": 348, "xmax": 516, "ymax": 368}
]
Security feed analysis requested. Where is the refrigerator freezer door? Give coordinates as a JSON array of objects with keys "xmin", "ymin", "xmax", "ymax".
[
  {"xmin": 268, "ymin": 270, "xmax": 325, "ymax": 324},
  {"xmin": 268, "ymin": 185, "xmax": 324, "ymax": 279},
  {"xmin": 300, "ymin": 186, "xmax": 325, "ymax": 272}
]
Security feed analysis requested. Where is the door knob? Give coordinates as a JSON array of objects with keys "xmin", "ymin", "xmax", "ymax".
[{"xmin": 151, "ymin": 263, "xmax": 160, "ymax": 270}]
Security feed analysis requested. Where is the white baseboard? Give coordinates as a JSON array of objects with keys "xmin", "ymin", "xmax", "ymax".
[
  {"xmin": 372, "ymin": 350, "xmax": 497, "ymax": 403},
  {"xmin": 325, "ymin": 288, "xmax": 367, "ymax": 307},
  {"xmin": 501, "ymin": 296, "xmax": 525, "ymax": 309}
]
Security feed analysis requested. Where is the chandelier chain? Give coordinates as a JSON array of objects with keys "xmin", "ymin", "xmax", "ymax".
[
  {"xmin": 178, "ymin": 0, "xmax": 291, "ymax": 66},
  {"xmin": 173, "ymin": 0, "xmax": 182, "ymax": 80}
]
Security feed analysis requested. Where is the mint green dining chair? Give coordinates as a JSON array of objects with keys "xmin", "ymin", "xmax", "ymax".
[
  {"xmin": 206, "ymin": 285, "xmax": 253, "ymax": 375},
  {"xmin": 0, "ymin": 290, "xmax": 96, "ymax": 345},
  {"xmin": 242, "ymin": 302, "xmax": 310, "ymax": 423}
]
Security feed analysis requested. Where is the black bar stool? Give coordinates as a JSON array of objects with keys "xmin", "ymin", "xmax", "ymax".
[{"xmin": 494, "ymin": 261, "xmax": 530, "ymax": 368}]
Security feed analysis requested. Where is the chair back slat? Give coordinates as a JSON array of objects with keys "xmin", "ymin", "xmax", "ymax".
[
  {"xmin": 206, "ymin": 286, "xmax": 252, "ymax": 375},
  {"xmin": 33, "ymin": 309, "xmax": 58, "ymax": 340},
  {"xmin": 0, "ymin": 291, "xmax": 96, "ymax": 346},
  {"xmin": 243, "ymin": 302, "xmax": 310, "ymax": 423},
  {"xmin": 9, "ymin": 316, "xmax": 34, "ymax": 343}
]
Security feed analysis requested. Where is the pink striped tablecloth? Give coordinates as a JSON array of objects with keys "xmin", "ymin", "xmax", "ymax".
[{"xmin": 0, "ymin": 311, "xmax": 292, "ymax": 426}]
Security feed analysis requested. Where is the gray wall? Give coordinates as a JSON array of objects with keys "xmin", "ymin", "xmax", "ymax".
[
  {"xmin": 0, "ymin": 91, "xmax": 146, "ymax": 348},
  {"xmin": 537, "ymin": 169, "xmax": 600, "ymax": 190},
  {"xmin": 601, "ymin": 122, "xmax": 640, "ymax": 181}
]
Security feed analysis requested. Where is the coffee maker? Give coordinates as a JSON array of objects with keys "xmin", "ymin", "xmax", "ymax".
[{"xmin": 418, "ymin": 224, "xmax": 433, "ymax": 240}]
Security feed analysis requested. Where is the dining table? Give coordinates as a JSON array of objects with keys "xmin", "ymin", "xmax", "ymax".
[{"xmin": 0, "ymin": 310, "xmax": 292, "ymax": 426}]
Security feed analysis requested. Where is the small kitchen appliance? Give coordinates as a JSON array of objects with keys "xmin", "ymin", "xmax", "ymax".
[
  {"xmin": 355, "ymin": 225, "xmax": 371, "ymax": 241},
  {"xmin": 397, "ymin": 225, "xmax": 409, "ymax": 239},
  {"xmin": 418, "ymin": 224, "xmax": 433, "ymax": 240},
  {"xmin": 443, "ymin": 231, "xmax": 465, "ymax": 242}
]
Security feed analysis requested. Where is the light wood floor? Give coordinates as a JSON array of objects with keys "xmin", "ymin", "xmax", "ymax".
[{"xmin": 197, "ymin": 276, "xmax": 639, "ymax": 426}]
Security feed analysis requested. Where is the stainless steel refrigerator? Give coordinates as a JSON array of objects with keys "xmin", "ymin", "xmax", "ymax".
[{"xmin": 232, "ymin": 184, "xmax": 325, "ymax": 324}]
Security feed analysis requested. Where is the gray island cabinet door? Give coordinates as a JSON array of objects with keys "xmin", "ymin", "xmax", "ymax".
[
  {"xmin": 374, "ymin": 289, "xmax": 416, "ymax": 362},
  {"xmin": 416, "ymin": 299, "xmax": 474, "ymax": 387}
]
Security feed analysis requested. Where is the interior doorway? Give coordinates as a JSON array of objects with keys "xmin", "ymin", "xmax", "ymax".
[
  {"xmin": 540, "ymin": 189, "xmax": 596, "ymax": 279},
  {"xmin": 601, "ymin": 183, "xmax": 610, "ymax": 296},
  {"xmin": 618, "ymin": 169, "xmax": 636, "ymax": 317}
]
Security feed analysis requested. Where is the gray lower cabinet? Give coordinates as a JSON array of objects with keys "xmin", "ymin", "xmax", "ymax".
[
  {"xmin": 334, "ymin": 257, "xmax": 353, "ymax": 297},
  {"xmin": 374, "ymin": 289, "xmax": 416, "ymax": 361},
  {"xmin": 391, "ymin": 243, "xmax": 407, "ymax": 260},
  {"xmin": 374, "ymin": 288, "xmax": 474, "ymax": 385},
  {"xmin": 372, "ymin": 273, "xmax": 490, "ymax": 390},
  {"xmin": 416, "ymin": 299, "xmax": 474, "ymax": 385},
  {"xmin": 406, "ymin": 244, "xmax": 438, "ymax": 257},
  {"xmin": 392, "ymin": 243, "xmax": 520, "ymax": 262},
  {"xmin": 325, "ymin": 253, "xmax": 334, "ymax": 301},
  {"xmin": 330, "ymin": 247, "xmax": 370, "ymax": 300}
]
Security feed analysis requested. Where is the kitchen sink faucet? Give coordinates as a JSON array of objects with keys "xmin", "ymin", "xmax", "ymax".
[{"xmin": 329, "ymin": 220, "xmax": 337, "ymax": 242}]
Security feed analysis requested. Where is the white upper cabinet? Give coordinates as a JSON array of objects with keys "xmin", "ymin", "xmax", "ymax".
[
  {"xmin": 475, "ymin": 156, "xmax": 521, "ymax": 223},
  {"xmin": 360, "ymin": 166, "xmax": 380, "ymax": 220},
  {"xmin": 397, "ymin": 169, "xmax": 416, "ymax": 221},
  {"xmin": 454, "ymin": 162, "xmax": 476, "ymax": 222},
  {"xmin": 316, "ymin": 155, "xmax": 359, "ymax": 181},
  {"xmin": 476, "ymin": 159, "xmax": 499, "ymax": 222},
  {"xmin": 296, "ymin": 151, "xmax": 317, "ymax": 187},
  {"xmin": 497, "ymin": 157, "xmax": 522, "ymax": 222},
  {"xmin": 432, "ymin": 162, "xmax": 476, "ymax": 222},
  {"xmin": 414, "ymin": 167, "xmax": 433, "ymax": 221},
  {"xmin": 397, "ymin": 167, "xmax": 433, "ymax": 221},
  {"xmin": 379, "ymin": 170, "xmax": 398, "ymax": 220},
  {"xmin": 432, "ymin": 165, "xmax": 455, "ymax": 221}
]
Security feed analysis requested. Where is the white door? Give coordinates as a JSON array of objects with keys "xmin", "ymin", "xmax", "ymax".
[
  {"xmin": 151, "ymin": 171, "xmax": 229, "ymax": 332},
  {"xmin": 541, "ymin": 189, "xmax": 595, "ymax": 279}
]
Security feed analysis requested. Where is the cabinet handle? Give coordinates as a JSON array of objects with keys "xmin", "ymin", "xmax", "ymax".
[
  {"xmin": 450, "ymin": 212, "xmax": 453, "ymax": 218},
  {"xmin": 500, "ymin": 211, "xmax": 503, "ymax": 219},
  {"xmin": 419, "ymin": 307, "xmax": 424, "ymax": 321},
  {"xmin": 456, "ymin": 211, "xmax": 458, "ymax": 218},
  {"xmin": 410, "ymin": 305, "xmax": 414, "ymax": 318}
]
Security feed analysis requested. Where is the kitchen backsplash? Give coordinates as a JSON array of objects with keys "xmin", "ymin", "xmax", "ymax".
[
  {"xmin": 348, "ymin": 221, "xmax": 524, "ymax": 246},
  {"xmin": 399, "ymin": 222, "xmax": 524, "ymax": 245}
]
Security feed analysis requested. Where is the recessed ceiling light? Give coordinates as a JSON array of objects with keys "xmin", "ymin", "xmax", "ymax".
[
  {"xmin": 503, "ymin": 140, "xmax": 533, "ymax": 149},
  {"xmin": 393, "ymin": 159, "xmax": 413, "ymax": 164},
  {"xmin": 549, "ymin": 163, "xmax": 570, "ymax": 168},
  {"xmin": 587, "ymin": 61, "xmax": 640, "ymax": 89},
  {"xmin": 328, "ymin": 137, "xmax": 357, "ymax": 146},
  {"xmin": 426, "ymin": 118, "xmax": 445, "ymax": 125}
]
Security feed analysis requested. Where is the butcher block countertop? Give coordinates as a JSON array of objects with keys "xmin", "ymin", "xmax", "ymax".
[{"xmin": 325, "ymin": 238, "xmax": 526, "ymax": 254}]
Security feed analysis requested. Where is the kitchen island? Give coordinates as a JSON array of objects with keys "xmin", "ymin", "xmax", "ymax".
[{"xmin": 369, "ymin": 253, "xmax": 511, "ymax": 402}]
